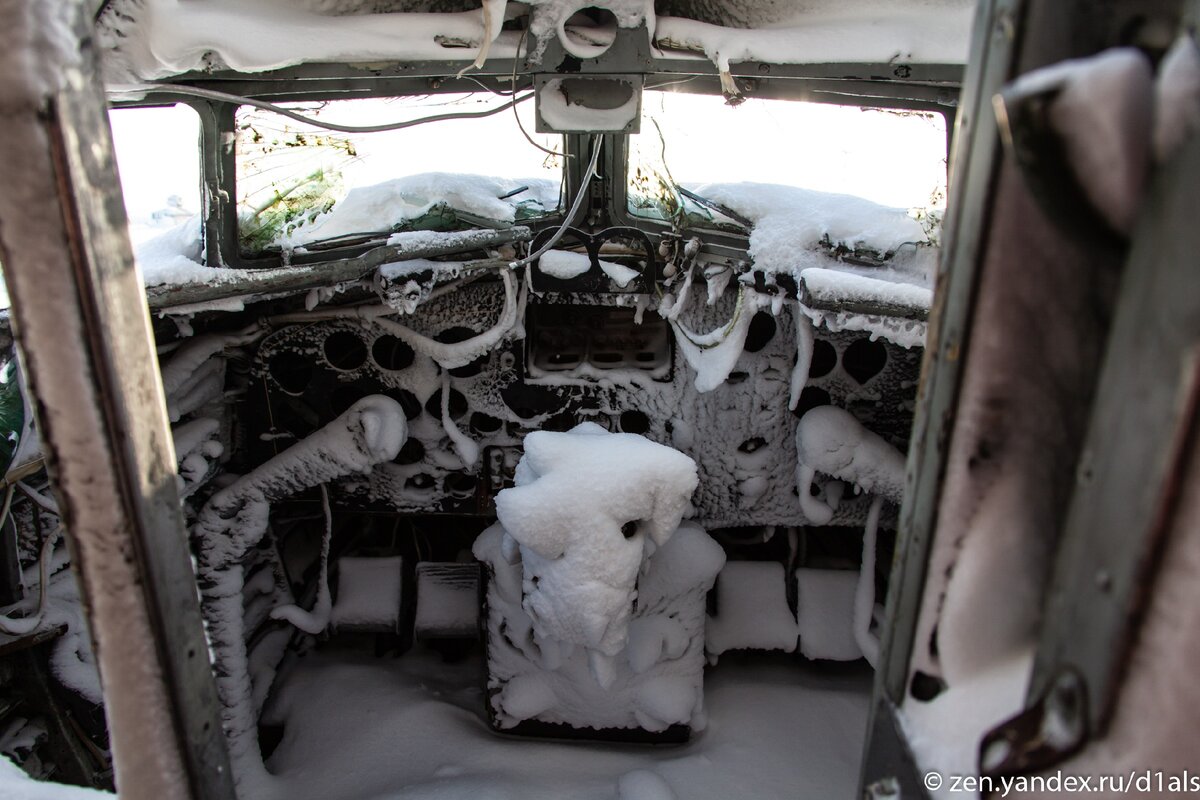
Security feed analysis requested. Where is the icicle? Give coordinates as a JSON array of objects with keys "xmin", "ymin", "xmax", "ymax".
[
  {"xmin": 670, "ymin": 286, "xmax": 764, "ymax": 392},
  {"xmin": 717, "ymin": 54, "xmax": 740, "ymax": 100},
  {"xmin": 855, "ymin": 495, "xmax": 883, "ymax": 668},
  {"xmin": 458, "ymin": 0, "xmax": 507, "ymax": 77},
  {"xmin": 589, "ymin": 648, "xmax": 618, "ymax": 689},
  {"xmin": 795, "ymin": 463, "xmax": 833, "ymax": 525},
  {"xmin": 270, "ymin": 485, "xmax": 333, "ymax": 635},
  {"xmin": 662, "ymin": 262, "xmax": 696, "ymax": 321},
  {"xmin": 441, "ymin": 373, "xmax": 479, "ymax": 469},
  {"xmin": 633, "ymin": 294, "xmax": 650, "ymax": 325},
  {"xmin": 704, "ymin": 264, "xmax": 732, "ymax": 305},
  {"xmin": 789, "ymin": 310, "xmax": 815, "ymax": 411}
]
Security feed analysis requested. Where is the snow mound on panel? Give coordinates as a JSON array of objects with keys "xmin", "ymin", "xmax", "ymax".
[
  {"xmin": 706, "ymin": 561, "xmax": 798, "ymax": 656},
  {"xmin": 278, "ymin": 173, "xmax": 559, "ymax": 248},
  {"xmin": 135, "ymin": 218, "xmax": 243, "ymax": 287},
  {"xmin": 693, "ymin": 182, "xmax": 928, "ymax": 276},
  {"xmin": 538, "ymin": 249, "xmax": 593, "ymax": 279},
  {"xmin": 493, "ymin": 423, "xmax": 699, "ymax": 657}
]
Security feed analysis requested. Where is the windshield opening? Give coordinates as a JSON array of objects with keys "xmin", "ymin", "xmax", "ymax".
[
  {"xmin": 235, "ymin": 94, "xmax": 565, "ymax": 257},
  {"xmin": 627, "ymin": 91, "xmax": 948, "ymax": 237}
]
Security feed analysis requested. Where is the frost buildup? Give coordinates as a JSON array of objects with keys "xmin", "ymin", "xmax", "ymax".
[
  {"xmin": 191, "ymin": 395, "xmax": 406, "ymax": 785},
  {"xmin": 474, "ymin": 423, "xmax": 725, "ymax": 732},
  {"xmin": 795, "ymin": 405, "xmax": 905, "ymax": 665}
]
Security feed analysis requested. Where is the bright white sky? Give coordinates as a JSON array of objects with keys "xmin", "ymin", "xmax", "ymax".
[
  {"xmin": 106, "ymin": 91, "xmax": 947, "ymax": 245},
  {"xmin": 634, "ymin": 90, "xmax": 947, "ymax": 209}
]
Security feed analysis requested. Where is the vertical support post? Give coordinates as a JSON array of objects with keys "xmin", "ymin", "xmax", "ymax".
[
  {"xmin": 0, "ymin": 3, "xmax": 235, "ymax": 799},
  {"xmin": 863, "ymin": 0, "xmax": 1187, "ymax": 794}
]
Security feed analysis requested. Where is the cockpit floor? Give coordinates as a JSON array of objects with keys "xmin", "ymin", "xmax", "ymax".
[{"xmin": 262, "ymin": 646, "xmax": 871, "ymax": 800}]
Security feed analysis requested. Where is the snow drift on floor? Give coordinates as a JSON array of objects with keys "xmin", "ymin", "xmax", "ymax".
[{"xmin": 261, "ymin": 648, "xmax": 872, "ymax": 800}]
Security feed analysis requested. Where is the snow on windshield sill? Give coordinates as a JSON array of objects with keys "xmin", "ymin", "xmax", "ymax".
[{"xmin": 275, "ymin": 174, "xmax": 560, "ymax": 251}]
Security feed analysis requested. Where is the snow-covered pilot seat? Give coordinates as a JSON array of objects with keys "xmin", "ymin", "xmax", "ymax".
[{"xmin": 474, "ymin": 422, "xmax": 725, "ymax": 741}]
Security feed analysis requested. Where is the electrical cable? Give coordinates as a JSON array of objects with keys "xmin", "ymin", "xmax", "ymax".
[
  {"xmin": 508, "ymin": 135, "xmax": 602, "ymax": 270},
  {"xmin": 139, "ymin": 82, "xmax": 534, "ymax": 134},
  {"xmin": 510, "ymin": 27, "xmax": 573, "ymax": 161}
]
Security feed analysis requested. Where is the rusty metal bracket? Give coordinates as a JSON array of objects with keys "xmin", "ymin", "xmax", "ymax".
[{"xmin": 979, "ymin": 668, "xmax": 1088, "ymax": 787}]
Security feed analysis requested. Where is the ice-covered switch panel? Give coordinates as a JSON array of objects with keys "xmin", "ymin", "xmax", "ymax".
[
  {"xmin": 474, "ymin": 424, "xmax": 724, "ymax": 738},
  {"xmin": 330, "ymin": 556, "xmax": 404, "ymax": 634},
  {"xmin": 414, "ymin": 562, "xmax": 480, "ymax": 639}
]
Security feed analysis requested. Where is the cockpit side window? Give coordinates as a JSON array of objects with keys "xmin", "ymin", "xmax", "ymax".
[
  {"xmin": 626, "ymin": 90, "xmax": 948, "ymax": 234},
  {"xmin": 234, "ymin": 94, "xmax": 565, "ymax": 257}
]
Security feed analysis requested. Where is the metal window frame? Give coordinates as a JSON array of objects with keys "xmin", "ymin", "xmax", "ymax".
[{"xmin": 0, "ymin": 3, "xmax": 234, "ymax": 799}]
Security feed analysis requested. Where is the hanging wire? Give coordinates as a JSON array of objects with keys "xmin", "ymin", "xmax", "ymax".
[
  {"xmin": 137, "ymin": 82, "xmax": 534, "ymax": 134},
  {"xmin": 510, "ymin": 27, "xmax": 573, "ymax": 161},
  {"xmin": 508, "ymin": 135, "xmax": 602, "ymax": 270}
]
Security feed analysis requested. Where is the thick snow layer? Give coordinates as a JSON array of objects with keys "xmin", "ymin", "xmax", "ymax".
[
  {"xmin": 795, "ymin": 405, "xmax": 906, "ymax": 524},
  {"xmin": 796, "ymin": 568, "xmax": 862, "ymax": 662},
  {"xmin": 655, "ymin": 4, "xmax": 973, "ymax": 69},
  {"xmin": 97, "ymin": 1, "xmax": 522, "ymax": 83},
  {"xmin": 706, "ymin": 561, "xmax": 798, "ymax": 656},
  {"xmin": 800, "ymin": 267, "xmax": 933, "ymax": 313},
  {"xmin": 134, "ymin": 218, "xmax": 239, "ymax": 287},
  {"xmin": 476, "ymin": 521, "xmax": 724, "ymax": 731},
  {"xmin": 97, "ymin": 0, "xmax": 970, "ymax": 84},
  {"xmin": 261, "ymin": 647, "xmax": 871, "ymax": 800},
  {"xmin": 278, "ymin": 174, "xmax": 559, "ymax": 248},
  {"xmin": 1154, "ymin": 35, "xmax": 1200, "ymax": 164},
  {"xmin": 491, "ymin": 423, "xmax": 699, "ymax": 657},
  {"xmin": 696, "ymin": 183, "xmax": 929, "ymax": 277},
  {"xmin": 0, "ymin": 755, "xmax": 110, "ymax": 800}
]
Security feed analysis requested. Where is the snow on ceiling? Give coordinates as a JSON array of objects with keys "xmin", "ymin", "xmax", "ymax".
[{"xmin": 95, "ymin": 0, "xmax": 975, "ymax": 85}]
